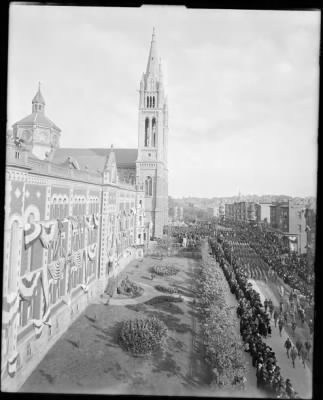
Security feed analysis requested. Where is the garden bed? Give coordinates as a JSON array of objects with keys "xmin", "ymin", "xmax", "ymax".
[
  {"xmin": 118, "ymin": 317, "xmax": 168, "ymax": 355},
  {"xmin": 116, "ymin": 276, "xmax": 144, "ymax": 298},
  {"xmin": 152, "ymin": 264, "xmax": 180, "ymax": 276},
  {"xmin": 144, "ymin": 295, "xmax": 183, "ymax": 306},
  {"xmin": 154, "ymin": 284, "xmax": 178, "ymax": 294}
]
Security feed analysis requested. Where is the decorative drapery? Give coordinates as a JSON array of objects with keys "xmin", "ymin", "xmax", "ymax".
[
  {"xmin": 40, "ymin": 267, "xmax": 50, "ymax": 319},
  {"xmin": 19, "ymin": 271, "xmax": 41, "ymax": 301},
  {"xmin": 31, "ymin": 305, "xmax": 52, "ymax": 338},
  {"xmin": 93, "ymin": 213, "xmax": 99, "ymax": 228},
  {"xmin": 39, "ymin": 221, "xmax": 58, "ymax": 248},
  {"xmin": 71, "ymin": 250, "xmax": 82, "ymax": 268},
  {"xmin": 24, "ymin": 222, "xmax": 42, "ymax": 249},
  {"xmin": 7, "ymin": 351, "xmax": 18, "ymax": 376},
  {"xmin": 84, "ymin": 215, "xmax": 93, "ymax": 230},
  {"xmin": 68, "ymin": 216, "xmax": 79, "ymax": 232},
  {"xmin": 88, "ymin": 243, "xmax": 97, "ymax": 260},
  {"xmin": 2, "ymin": 293, "xmax": 19, "ymax": 327},
  {"xmin": 130, "ymin": 207, "xmax": 136, "ymax": 215},
  {"xmin": 48, "ymin": 258, "xmax": 65, "ymax": 281}
]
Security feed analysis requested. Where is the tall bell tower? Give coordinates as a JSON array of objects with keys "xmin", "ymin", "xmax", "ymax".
[{"xmin": 136, "ymin": 28, "xmax": 168, "ymax": 238}]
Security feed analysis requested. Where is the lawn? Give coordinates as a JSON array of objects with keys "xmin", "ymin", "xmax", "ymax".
[{"xmin": 21, "ymin": 252, "xmax": 213, "ymax": 395}]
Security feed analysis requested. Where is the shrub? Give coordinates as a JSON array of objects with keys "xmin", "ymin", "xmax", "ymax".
[
  {"xmin": 117, "ymin": 276, "xmax": 143, "ymax": 298},
  {"xmin": 119, "ymin": 317, "xmax": 168, "ymax": 355},
  {"xmin": 153, "ymin": 264, "xmax": 180, "ymax": 276},
  {"xmin": 155, "ymin": 285, "xmax": 178, "ymax": 294}
]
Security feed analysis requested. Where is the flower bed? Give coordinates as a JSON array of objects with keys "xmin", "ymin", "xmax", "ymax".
[
  {"xmin": 153, "ymin": 264, "xmax": 180, "ymax": 276},
  {"xmin": 119, "ymin": 317, "xmax": 168, "ymax": 355},
  {"xmin": 144, "ymin": 295, "xmax": 183, "ymax": 305},
  {"xmin": 116, "ymin": 276, "xmax": 143, "ymax": 298},
  {"xmin": 154, "ymin": 284, "xmax": 178, "ymax": 294}
]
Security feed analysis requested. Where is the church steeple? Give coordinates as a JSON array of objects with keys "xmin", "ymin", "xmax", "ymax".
[
  {"xmin": 145, "ymin": 27, "xmax": 159, "ymax": 81},
  {"xmin": 32, "ymin": 82, "xmax": 45, "ymax": 113}
]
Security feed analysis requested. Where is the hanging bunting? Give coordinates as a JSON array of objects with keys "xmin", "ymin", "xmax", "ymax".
[
  {"xmin": 32, "ymin": 306, "xmax": 52, "ymax": 338},
  {"xmin": 24, "ymin": 222, "xmax": 42, "ymax": 249},
  {"xmin": 57, "ymin": 219, "xmax": 64, "ymax": 233},
  {"xmin": 83, "ymin": 247, "xmax": 88, "ymax": 283},
  {"xmin": 68, "ymin": 216, "xmax": 79, "ymax": 232},
  {"xmin": 84, "ymin": 215, "xmax": 93, "ymax": 229},
  {"xmin": 39, "ymin": 220, "xmax": 58, "ymax": 248},
  {"xmin": 2, "ymin": 294, "xmax": 19, "ymax": 327},
  {"xmin": 48, "ymin": 258, "xmax": 64, "ymax": 281},
  {"xmin": 19, "ymin": 272, "xmax": 41, "ymax": 301},
  {"xmin": 93, "ymin": 213, "xmax": 99, "ymax": 228},
  {"xmin": 81, "ymin": 276, "xmax": 90, "ymax": 293},
  {"xmin": 88, "ymin": 243, "xmax": 97, "ymax": 260},
  {"xmin": 40, "ymin": 269, "xmax": 49, "ymax": 318},
  {"xmin": 71, "ymin": 251, "xmax": 82, "ymax": 268},
  {"xmin": 7, "ymin": 351, "xmax": 18, "ymax": 377}
]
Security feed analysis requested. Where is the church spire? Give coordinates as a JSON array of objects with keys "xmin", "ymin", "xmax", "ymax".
[
  {"xmin": 146, "ymin": 27, "xmax": 159, "ymax": 80},
  {"xmin": 32, "ymin": 82, "xmax": 45, "ymax": 113}
]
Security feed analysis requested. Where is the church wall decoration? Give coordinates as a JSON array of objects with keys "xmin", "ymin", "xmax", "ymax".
[
  {"xmin": 93, "ymin": 213, "xmax": 99, "ymax": 228},
  {"xmin": 24, "ymin": 222, "xmax": 42, "ymax": 248}
]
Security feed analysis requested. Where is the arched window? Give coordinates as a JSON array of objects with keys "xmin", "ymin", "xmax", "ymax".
[
  {"xmin": 54, "ymin": 201, "xmax": 59, "ymax": 219},
  {"xmin": 146, "ymin": 97, "xmax": 149, "ymax": 108},
  {"xmin": 63, "ymin": 198, "xmax": 68, "ymax": 217},
  {"xmin": 144, "ymin": 118, "xmax": 149, "ymax": 147},
  {"xmin": 145, "ymin": 176, "xmax": 152, "ymax": 196},
  {"xmin": 152, "ymin": 118, "xmax": 156, "ymax": 147},
  {"xmin": 8, "ymin": 221, "xmax": 19, "ymax": 292},
  {"xmin": 149, "ymin": 177, "xmax": 152, "ymax": 196},
  {"xmin": 152, "ymin": 96, "xmax": 155, "ymax": 108}
]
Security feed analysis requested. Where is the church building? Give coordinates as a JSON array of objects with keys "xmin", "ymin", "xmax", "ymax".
[{"xmin": 2, "ymin": 29, "xmax": 168, "ymax": 391}]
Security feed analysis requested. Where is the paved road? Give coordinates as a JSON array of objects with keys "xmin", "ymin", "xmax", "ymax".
[{"xmin": 249, "ymin": 279, "xmax": 312, "ymax": 399}]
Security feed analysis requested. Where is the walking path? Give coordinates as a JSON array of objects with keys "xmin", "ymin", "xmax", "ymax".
[{"xmin": 249, "ymin": 279, "xmax": 312, "ymax": 399}]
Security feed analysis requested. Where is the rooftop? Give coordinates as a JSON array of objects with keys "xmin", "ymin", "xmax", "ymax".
[
  {"xmin": 13, "ymin": 112, "xmax": 61, "ymax": 131},
  {"xmin": 52, "ymin": 148, "xmax": 138, "ymax": 173}
]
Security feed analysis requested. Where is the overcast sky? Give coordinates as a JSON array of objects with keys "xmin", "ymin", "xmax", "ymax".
[{"xmin": 7, "ymin": 5, "xmax": 320, "ymax": 198}]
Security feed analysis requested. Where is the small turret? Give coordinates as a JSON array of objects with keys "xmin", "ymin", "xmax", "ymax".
[{"xmin": 32, "ymin": 82, "xmax": 45, "ymax": 113}]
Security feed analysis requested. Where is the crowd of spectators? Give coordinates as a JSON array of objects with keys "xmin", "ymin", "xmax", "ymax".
[
  {"xmin": 213, "ymin": 241, "xmax": 299, "ymax": 398},
  {"xmin": 217, "ymin": 221, "xmax": 314, "ymax": 303}
]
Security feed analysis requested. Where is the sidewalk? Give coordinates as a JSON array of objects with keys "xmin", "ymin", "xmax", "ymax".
[{"xmin": 249, "ymin": 279, "xmax": 312, "ymax": 399}]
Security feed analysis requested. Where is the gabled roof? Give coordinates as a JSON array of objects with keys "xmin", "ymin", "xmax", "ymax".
[
  {"xmin": 52, "ymin": 148, "xmax": 138, "ymax": 173},
  {"xmin": 13, "ymin": 112, "xmax": 61, "ymax": 131}
]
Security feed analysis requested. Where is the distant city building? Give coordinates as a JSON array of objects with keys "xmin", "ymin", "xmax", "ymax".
[
  {"xmin": 219, "ymin": 203, "xmax": 225, "ymax": 219},
  {"xmin": 305, "ymin": 205, "xmax": 316, "ymax": 257},
  {"xmin": 270, "ymin": 200, "xmax": 307, "ymax": 254},
  {"xmin": 169, "ymin": 206, "xmax": 183, "ymax": 222},
  {"xmin": 255, "ymin": 202, "xmax": 272, "ymax": 224}
]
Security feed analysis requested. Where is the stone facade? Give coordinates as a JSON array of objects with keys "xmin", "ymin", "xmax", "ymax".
[{"xmin": 1, "ymin": 29, "xmax": 166, "ymax": 391}]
